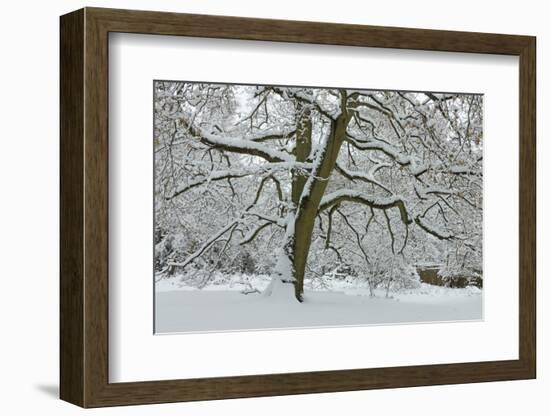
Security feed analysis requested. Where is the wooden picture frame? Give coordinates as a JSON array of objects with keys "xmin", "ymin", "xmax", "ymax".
[{"xmin": 60, "ymin": 7, "xmax": 536, "ymax": 408}]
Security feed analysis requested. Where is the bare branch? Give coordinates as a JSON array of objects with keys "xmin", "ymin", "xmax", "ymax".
[
  {"xmin": 319, "ymin": 190, "xmax": 412, "ymax": 225},
  {"xmin": 240, "ymin": 222, "xmax": 271, "ymax": 246},
  {"xmin": 168, "ymin": 220, "xmax": 240, "ymax": 269},
  {"xmin": 414, "ymin": 215, "xmax": 453, "ymax": 240}
]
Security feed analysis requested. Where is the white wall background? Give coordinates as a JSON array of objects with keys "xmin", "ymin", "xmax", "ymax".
[{"xmin": 0, "ymin": 1, "xmax": 545, "ymax": 414}]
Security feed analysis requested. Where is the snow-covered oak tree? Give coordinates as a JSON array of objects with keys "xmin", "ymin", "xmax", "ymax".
[{"xmin": 154, "ymin": 81, "xmax": 483, "ymax": 302}]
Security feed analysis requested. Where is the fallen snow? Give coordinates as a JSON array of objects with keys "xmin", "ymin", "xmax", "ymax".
[{"xmin": 155, "ymin": 277, "xmax": 482, "ymax": 334}]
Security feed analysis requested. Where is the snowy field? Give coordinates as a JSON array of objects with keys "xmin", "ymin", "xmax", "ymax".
[{"xmin": 155, "ymin": 276, "xmax": 482, "ymax": 334}]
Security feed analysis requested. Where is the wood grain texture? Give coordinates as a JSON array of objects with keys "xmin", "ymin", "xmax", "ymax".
[
  {"xmin": 518, "ymin": 38, "xmax": 536, "ymax": 375},
  {"xmin": 89, "ymin": 7, "xmax": 532, "ymax": 54},
  {"xmin": 59, "ymin": 7, "xmax": 537, "ymax": 408},
  {"xmin": 59, "ymin": 8, "xmax": 84, "ymax": 406}
]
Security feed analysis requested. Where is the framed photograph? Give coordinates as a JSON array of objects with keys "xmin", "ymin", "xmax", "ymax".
[{"xmin": 60, "ymin": 7, "xmax": 536, "ymax": 408}]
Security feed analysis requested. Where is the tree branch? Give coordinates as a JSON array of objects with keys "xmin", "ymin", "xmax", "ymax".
[
  {"xmin": 335, "ymin": 162, "xmax": 393, "ymax": 194},
  {"xmin": 414, "ymin": 215, "xmax": 453, "ymax": 240},
  {"xmin": 168, "ymin": 220, "xmax": 240, "ymax": 269},
  {"xmin": 179, "ymin": 117, "xmax": 294, "ymax": 162},
  {"xmin": 319, "ymin": 190, "xmax": 412, "ymax": 225},
  {"xmin": 240, "ymin": 222, "xmax": 271, "ymax": 246}
]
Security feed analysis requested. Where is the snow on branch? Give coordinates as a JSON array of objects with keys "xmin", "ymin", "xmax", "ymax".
[
  {"xmin": 270, "ymin": 87, "xmax": 339, "ymax": 120},
  {"xmin": 166, "ymin": 169, "xmax": 257, "ymax": 200},
  {"xmin": 414, "ymin": 215, "xmax": 453, "ymax": 240},
  {"xmin": 155, "ymin": 84, "xmax": 483, "ymax": 299},
  {"xmin": 346, "ymin": 135, "xmax": 482, "ymax": 179},
  {"xmin": 247, "ymin": 128, "xmax": 296, "ymax": 142},
  {"xmin": 345, "ymin": 135, "xmax": 428, "ymax": 176},
  {"xmin": 319, "ymin": 190, "xmax": 412, "ymax": 225},
  {"xmin": 167, "ymin": 162, "xmax": 312, "ymax": 200},
  {"xmin": 335, "ymin": 162, "xmax": 392, "ymax": 194},
  {"xmin": 168, "ymin": 220, "xmax": 241, "ymax": 270},
  {"xmin": 445, "ymin": 165, "xmax": 483, "ymax": 176},
  {"xmin": 239, "ymin": 222, "xmax": 271, "ymax": 246},
  {"xmin": 180, "ymin": 117, "xmax": 295, "ymax": 163},
  {"xmin": 243, "ymin": 211, "xmax": 287, "ymax": 228}
]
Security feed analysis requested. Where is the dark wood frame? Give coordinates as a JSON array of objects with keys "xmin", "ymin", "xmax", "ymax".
[{"xmin": 60, "ymin": 7, "xmax": 536, "ymax": 408}]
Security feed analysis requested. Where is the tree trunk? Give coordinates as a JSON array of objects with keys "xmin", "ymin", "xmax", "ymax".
[
  {"xmin": 291, "ymin": 105, "xmax": 349, "ymax": 301},
  {"xmin": 291, "ymin": 102, "xmax": 312, "ymax": 206}
]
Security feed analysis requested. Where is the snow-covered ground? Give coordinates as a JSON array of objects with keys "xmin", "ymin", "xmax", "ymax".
[{"xmin": 155, "ymin": 275, "xmax": 482, "ymax": 334}]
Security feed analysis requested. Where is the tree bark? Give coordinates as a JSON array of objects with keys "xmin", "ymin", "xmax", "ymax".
[
  {"xmin": 291, "ymin": 99, "xmax": 350, "ymax": 301},
  {"xmin": 291, "ymin": 102, "xmax": 312, "ymax": 206}
]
